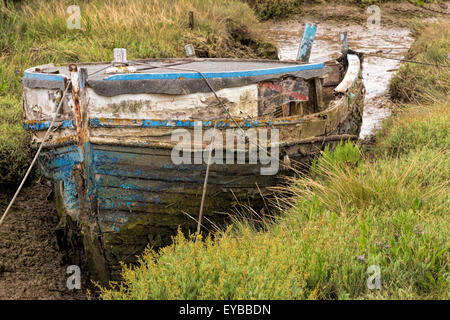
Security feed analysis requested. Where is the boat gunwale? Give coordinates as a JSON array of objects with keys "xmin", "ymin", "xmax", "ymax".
[{"xmin": 23, "ymin": 57, "xmax": 325, "ymax": 83}]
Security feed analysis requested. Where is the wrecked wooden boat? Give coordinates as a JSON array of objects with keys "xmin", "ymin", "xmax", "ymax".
[{"xmin": 22, "ymin": 50, "xmax": 364, "ymax": 282}]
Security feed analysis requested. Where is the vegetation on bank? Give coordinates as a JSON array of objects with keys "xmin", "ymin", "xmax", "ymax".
[
  {"xmin": 356, "ymin": 0, "xmax": 435, "ymax": 5},
  {"xmin": 243, "ymin": 0, "xmax": 438, "ymax": 20},
  {"xmin": 0, "ymin": 0, "xmax": 277, "ymax": 184},
  {"xmin": 99, "ymin": 19, "xmax": 449, "ymax": 300},
  {"xmin": 242, "ymin": 0, "xmax": 304, "ymax": 20}
]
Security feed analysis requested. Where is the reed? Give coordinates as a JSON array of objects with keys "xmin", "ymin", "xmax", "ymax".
[{"xmin": 389, "ymin": 19, "xmax": 449, "ymax": 103}]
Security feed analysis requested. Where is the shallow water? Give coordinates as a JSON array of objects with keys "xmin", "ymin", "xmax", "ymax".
[{"xmin": 263, "ymin": 20, "xmax": 414, "ymax": 138}]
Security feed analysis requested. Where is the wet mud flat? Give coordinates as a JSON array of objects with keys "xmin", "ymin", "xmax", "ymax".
[{"xmin": 0, "ymin": 184, "xmax": 88, "ymax": 299}]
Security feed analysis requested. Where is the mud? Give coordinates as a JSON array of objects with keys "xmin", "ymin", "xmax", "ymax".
[
  {"xmin": 293, "ymin": 2, "xmax": 448, "ymax": 28},
  {"xmin": 0, "ymin": 183, "xmax": 89, "ymax": 299}
]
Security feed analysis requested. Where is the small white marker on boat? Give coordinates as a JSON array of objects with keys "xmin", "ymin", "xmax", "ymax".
[
  {"xmin": 107, "ymin": 48, "xmax": 136, "ymax": 73},
  {"xmin": 113, "ymin": 48, "xmax": 128, "ymax": 65}
]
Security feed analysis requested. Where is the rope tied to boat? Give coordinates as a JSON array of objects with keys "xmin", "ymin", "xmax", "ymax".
[
  {"xmin": 0, "ymin": 83, "xmax": 71, "ymax": 228},
  {"xmin": 363, "ymin": 52, "xmax": 450, "ymax": 68}
]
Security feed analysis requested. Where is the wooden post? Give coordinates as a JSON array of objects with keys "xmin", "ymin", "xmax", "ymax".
[
  {"xmin": 281, "ymin": 103, "xmax": 290, "ymax": 117},
  {"xmin": 297, "ymin": 23, "xmax": 317, "ymax": 63},
  {"xmin": 113, "ymin": 48, "xmax": 127, "ymax": 65},
  {"xmin": 340, "ymin": 31, "xmax": 348, "ymax": 53},
  {"xmin": 189, "ymin": 11, "xmax": 194, "ymax": 29}
]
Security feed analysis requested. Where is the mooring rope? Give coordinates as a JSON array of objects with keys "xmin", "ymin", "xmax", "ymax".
[
  {"xmin": 363, "ymin": 52, "xmax": 450, "ymax": 68},
  {"xmin": 0, "ymin": 83, "xmax": 71, "ymax": 228}
]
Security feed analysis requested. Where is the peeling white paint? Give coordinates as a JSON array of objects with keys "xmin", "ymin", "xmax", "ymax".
[{"xmin": 86, "ymin": 84, "xmax": 259, "ymax": 120}]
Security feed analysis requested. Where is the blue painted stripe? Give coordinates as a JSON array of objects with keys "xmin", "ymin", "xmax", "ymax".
[
  {"xmin": 23, "ymin": 120, "xmax": 75, "ymax": 131},
  {"xmin": 25, "ymin": 116, "xmax": 308, "ymax": 131},
  {"xmin": 23, "ymin": 72, "xmax": 66, "ymax": 82},
  {"xmin": 87, "ymin": 118, "xmax": 302, "ymax": 129},
  {"xmin": 103, "ymin": 63, "xmax": 324, "ymax": 81}
]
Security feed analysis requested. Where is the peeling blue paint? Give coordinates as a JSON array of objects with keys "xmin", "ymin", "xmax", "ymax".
[
  {"xmin": 23, "ymin": 120, "xmax": 75, "ymax": 131},
  {"xmin": 23, "ymin": 71, "xmax": 66, "ymax": 82},
  {"xmin": 89, "ymin": 117, "xmax": 304, "ymax": 129},
  {"xmin": 297, "ymin": 23, "xmax": 317, "ymax": 62},
  {"xmin": 39, "ymin": 145, "xmax": 83, "ymax": 215}
]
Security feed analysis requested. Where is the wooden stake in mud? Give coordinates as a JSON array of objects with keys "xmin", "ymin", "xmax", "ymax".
[
  {"xmin": 340, "ymin": 31, "xmax": 349, "ymax": 53},
  {"xmin": 189, "ymin": 11, "xmax": 194, "ymax": 29}
]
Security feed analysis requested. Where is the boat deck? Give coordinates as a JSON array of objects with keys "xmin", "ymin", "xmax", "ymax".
[
  {"xmin": 23, "ymin": 59, "xmax": 328, "ymax": 95},
  {"xmin": 27, "ymin": 59, "xmax": 324, "ymax": 80}
]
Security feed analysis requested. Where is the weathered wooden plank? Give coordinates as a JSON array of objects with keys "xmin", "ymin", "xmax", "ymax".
[
  {"xmin": 314, "ymin": 77, "xmax": 325, "ymax": 112},
  {"xmin": 335, "ymin": 54, "xmax": 361, "ymax": 93},
  {"xmin": 96, "ymin": 187, "xmax": 258, "ymax": 213},
  {"xmin": 91, "ymin": 147, "xmax": 270, "ymax": 175}
]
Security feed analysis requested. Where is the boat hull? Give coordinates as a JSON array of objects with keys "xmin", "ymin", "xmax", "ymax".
[{"xmin": 23, "ymin": 56, "xmax": 364, "ymax": 282}]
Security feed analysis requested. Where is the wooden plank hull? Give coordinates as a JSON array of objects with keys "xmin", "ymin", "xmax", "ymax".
[{"xmin": 22, "ymin": 56, "xmax": 365, "ymax": 282}]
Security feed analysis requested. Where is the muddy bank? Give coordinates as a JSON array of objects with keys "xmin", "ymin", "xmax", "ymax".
[
  {"xmin": 0, "ymin": 184, "xmax": 89, "ymax": 299},
  {"xmin": 294, "ymin": 2, "xmax": 449, "ymax": 27}
]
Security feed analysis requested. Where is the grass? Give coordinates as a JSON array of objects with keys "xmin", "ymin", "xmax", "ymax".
[
  {"xmin": 0, "ymin": 0, "xmax": 277, "ymax": 185},
  {"xmin": 1, "ymin": 0, "xmax": 448, "ymax": 299},
  {"xmin": 243, "ymin": 0, "xmax": 438, "ymax": 20},
  {"xmin": 356, "ymin": 0, "xmax": 435, "ymax": 5},
  {"xmin": 99, "ymin": 19, "xmax": 449, "ymax": 300},
  {"xmin": 0, "ymin": 94, "xmax": 30, "ymax": 185},
  {"xmin": 376, "ymin": 103, "xmax": 449, "ymax": 156}
]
